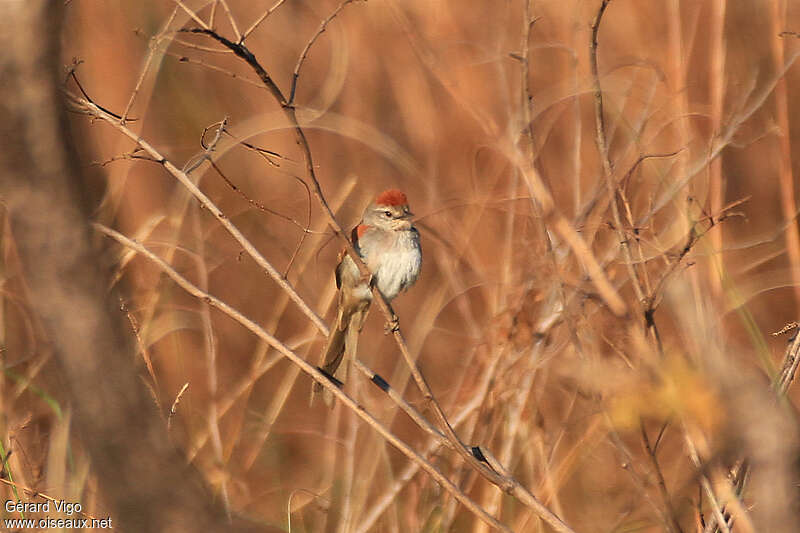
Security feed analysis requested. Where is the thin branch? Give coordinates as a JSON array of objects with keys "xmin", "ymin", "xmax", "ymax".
[
  {"xmin": 241, "ymin": 0, "xmax": 287, "ymax": 41},
  {"xmin": 166, "ymin": 51, "xmax": 265, "ymax": 89},
  {"xmin": 208, "ymin": 161, "xmax": 322, "ymax": 234},
  {"xmin": 173, "ymin": 0, "xmax": 209, "ymax": 30},
  {"xmin": 121, "ymin": 8, "xmax": 178, "ymax": 122},
  {"xmin": 288, "ymin": 0, "xmax": 362, "ymax": 106},
  {"xmin": 119, "ymin": 297, "xmax": 160, "ymax": 407},
  {"xmin": 217, "ymin": 0, "xmax": 241, "ymax": 42},
  {"xmin": 589, "ymin": 0, "xmax": 652, "ymax": 329},
  {"xmin": 641, "ymin": 422, "xmax": 684, "ymax": 533},
  {"xmin": 354, "ymin": 352, "xmax": 506, "ymax": 533},
  {"xmin": 172, "ymin": 36, "xmax": 233, "ymax": 53},
  {"xmin": 90, "ymin": 149, "xmax": 157, "ymax": 167},
  {"xmin": 184, "ymin": 116, "xmax": 226, "ymax": 174},
  {"xmin": 208, "ymin": 0, "xmax": 218, "ymax": 28}
]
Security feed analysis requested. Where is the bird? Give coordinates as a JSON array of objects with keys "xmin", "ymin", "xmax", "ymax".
[{"xmin": 312, "ymin": 189, "xmax": 422, "ymax": 406}]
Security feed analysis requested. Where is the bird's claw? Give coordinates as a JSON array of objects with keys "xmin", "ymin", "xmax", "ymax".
[{"xmin": 384, "ymin": 315, "xmax": 399, "ymax": 334}]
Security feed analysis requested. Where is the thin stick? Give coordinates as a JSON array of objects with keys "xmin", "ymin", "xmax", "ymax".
[
  {"xmin": 119, "ymin": 297, "xmax": 160, "ymax": 406},
  {"xmin": 121, "ymin": 8, "xmax": 178, "ymax": 122},
  {"xmin": 241, "ymin": 0, "xmax": 287, "ymax": 41},
  {"xmin": 288, "ymin": 0, "xmax": 361, "ymax": 106},
  {"xmin": 165, "ymin": 51, "xmax": 265, "ymax": 89},
  {"xmin": 589, "ymin": 0, "xmax": 652, "ymax": 331},
  {"xmin": 172, "ymin": 37, "xmax": 233, "ymax": 53},
  {"xmin": 217, "ymin": 0, "xmax": 241, "ymax": 42},
  {"xmin": 640, "ymin": 423, "xmax": 684, "ymax": 533},
  {"xmin": 173, "ymin": 0, "xmax": 210, "ymax": 29},
  {"xmin": 208, "ymin": 0, "xmax": 218, "ymax": 28}
]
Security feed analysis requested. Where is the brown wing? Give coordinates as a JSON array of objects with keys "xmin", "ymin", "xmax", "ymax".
[{"xmin": 335, "ymin": 225, "xmax": 362, "ymax": 290}]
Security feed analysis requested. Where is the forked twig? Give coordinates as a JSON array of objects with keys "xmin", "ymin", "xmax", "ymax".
[
  {"xmin": 172, "ymin": 0, "xmax": 209, "ymax": 30},
  {"xmin": 288, "ymin": 0, "xmax": 363, "ymax": 106},
  {"xmin": 590, "ymin": 0, "xmax": 650, "ymax": 323},
  {"xmin": 216, "ymin": 0, "xmax": 241, "ymax": 42}
]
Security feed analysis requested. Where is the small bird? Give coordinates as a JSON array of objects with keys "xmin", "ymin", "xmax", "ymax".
[{"xmin": 312, "ymin": 189, "xmax": 422, "ymax": 406}]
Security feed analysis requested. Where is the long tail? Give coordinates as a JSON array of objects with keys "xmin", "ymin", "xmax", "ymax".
[
  {"xmin": 317, "ymin": 326, "xmax": 347, "ymax": 387},
  {"xmin": 310, "ymin": 325, "xmax": 346, "ymax": 406},
  {"xmin": 310, "ymin": 304, "xmax": 368, "ymax": 407}
]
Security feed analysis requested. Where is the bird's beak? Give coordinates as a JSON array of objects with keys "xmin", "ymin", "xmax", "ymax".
[{"xmin": 402, "ymin": 209, "xmax": 414, "ymax": 219}]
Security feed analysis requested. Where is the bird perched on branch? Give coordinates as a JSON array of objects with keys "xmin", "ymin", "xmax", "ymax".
[{"xmin": 312, "ymin": 189, "xmax": 422, "ymax": 407}]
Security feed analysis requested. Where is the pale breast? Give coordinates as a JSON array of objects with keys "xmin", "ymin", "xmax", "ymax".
[{"xmin": 369, "ymin": 229, "xmax": 421, "ymax": 300}]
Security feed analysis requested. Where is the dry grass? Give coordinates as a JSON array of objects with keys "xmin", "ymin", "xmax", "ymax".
[{"xmin": 3, "ymin": 0, "xmax": 800, "ymax": 531}]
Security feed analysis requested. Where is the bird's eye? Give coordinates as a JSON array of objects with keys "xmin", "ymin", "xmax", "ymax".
[{"xmin": 383, "ymin": 210, "xmax": 392, "ymax": 217}]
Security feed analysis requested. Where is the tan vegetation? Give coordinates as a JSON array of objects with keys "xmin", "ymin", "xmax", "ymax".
[{"xmin": 2, "ymin": 0, "xmax": 800, "ymax": 531}]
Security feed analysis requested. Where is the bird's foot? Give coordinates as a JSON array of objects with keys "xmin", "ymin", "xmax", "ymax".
[{"xmin": 384, "ymin": 315, "xmax": 399, "ymax": 334}]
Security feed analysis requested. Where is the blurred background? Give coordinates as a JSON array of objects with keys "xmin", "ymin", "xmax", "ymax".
[{"xmin": 2, "ymin": 0, "xmax": 800, "ymax": 531}]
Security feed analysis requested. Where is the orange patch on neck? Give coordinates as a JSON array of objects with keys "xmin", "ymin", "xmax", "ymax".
[
  {"xmin": 356, "ymin": 224, "xmax": 370, "ymax": 239},
  {"xmin": 376, "ymin": 189, "xmax": 407, "ymax": 206}
]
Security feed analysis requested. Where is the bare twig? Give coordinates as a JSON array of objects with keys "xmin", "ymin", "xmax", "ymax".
[
  {"xmin": 119, "ymin": 297, "xmax": 160, "ymax": 407},
  {"xmin": 241, "ymin": 0, "xmax": 287, "ymax": 41},
  {"xmin": 288, "ymin": 0, "xmax": 362, "ymax": 106},
  {"xmin": 184, "ymin": 116, "xmax": 226, "ymax": 174},
  {"xmin": 589, "ymin": 0, "xmax": 651, "ymax": 328},
  {"xmin": 217, "ymin": 0, "xmax": 241, "ymax": 42},
  {"xmin": 208, "ymin": 161, "xmax": 323, "ymax": 234},
  {"xmin": 641, "ymin": 422, "xmax": 684, "ymax": 533},
  {"xmin": 173, "ymin": 0, "xmax": 209, "ymax": 30},
  {"xmin": 166, "ymin": 51, "xmax": 265, "ymax": 89},
  {"xmin": 121, "ymin": 8, "xmax": 178, "ymax": 122}
]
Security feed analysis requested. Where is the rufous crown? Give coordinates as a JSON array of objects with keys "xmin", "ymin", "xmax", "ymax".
[{"xmin": 375, "ymin": 189, "xmax": 408, "ymax": 206}]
